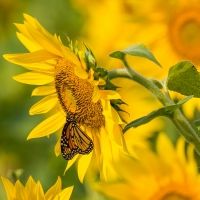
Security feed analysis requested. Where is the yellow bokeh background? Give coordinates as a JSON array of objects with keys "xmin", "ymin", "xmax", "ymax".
[{"xmin": 1, "ymin": 0, "xmax": 200, "ymax": 199}]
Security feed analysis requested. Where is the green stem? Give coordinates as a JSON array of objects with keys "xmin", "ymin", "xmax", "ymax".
[{"xmin": 108, "ymin": 57, "xmax": 200, "ymax": 154}]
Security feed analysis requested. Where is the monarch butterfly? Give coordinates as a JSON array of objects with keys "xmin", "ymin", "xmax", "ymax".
[{"xmin": 61, "ymin": 116, "xmax": 94, "ymax": 160}]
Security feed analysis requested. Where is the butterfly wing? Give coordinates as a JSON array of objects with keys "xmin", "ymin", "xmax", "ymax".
[
  {"xmin": 61, "ymin": 121, "xmax": 93, "ymax": 160},
  {"xmin": 71, "ymin": 124, "xmax": 93, "ymax": 155}
]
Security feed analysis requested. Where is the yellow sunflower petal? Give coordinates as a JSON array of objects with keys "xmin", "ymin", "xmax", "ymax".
[
  {"xmin": 92, "ymin": 86, "xmax": 100, "ymax": 103},
  {"xmin": 93, "ymin": 183, "xmax": 132, "ymax": 200},
  {"xmin": 35, "ymin": 182, "xmax": 45, "ymax": 200},
  {"xmin": 24, "ymin": 14, "xmax": 63, "ymax": 55},
  {"xmin": 54, "ymin": 186, "xmax": 74, "ymax": 200},
  {"xmin": 3, "ymin": 53, "xmax": 55, "ymax": 72},
  {"xmin": 74, "ymin": 66, "xmax": 88, "ymax": 79},
  {"xmin": 45, "ymin": 177, "xmax": 61, "ymax": 200},
  {"xmin": 187, "ymin": 143, "xmax": 197, "ymax": 176},
  {"xmin": 54, "ymin": 34, "xmax": 62, "ymax": 44},
  {"xmin": 22, "ymin": 63, "xmax": 54, "ymax": 72},
  {"xmin": 104, "ymin": 116, "xmax": 114, "ymax": 137},
  {"xmin": 25, "ymin": 176, "xmax": 37, "ymax": 198},
  {"xmin": 78, "ymin": 51, "xmax": 87, "ymax": 70},
  {"xmin": 32, "ymin": 86, "xmax": 56, "ymax": 96},
  {"xmin": 23, "ymin": 13, "xmax": 37, "ymax": 28},
  {"xmin": 88, "ymin": 68, "xmax": 94, "ymax": 82},
  {"xmin": 13, "ymin": 72, "xmax": 54, "ymax": 85},
  {"xmin": 134, "ymin": 147, "xmax": 166, "ymax": 178},
  {"xmin": 92, "ymin": 79, "xmax": 100, "ymax": 86},
  {"xmin": 105, "ymin": 116, "xmax": 128, "ymax": 152},
  {"xmin": 4, "ymin": 50, "xmax": 58, "ymax": 64},
  {"xmin": 54, "ymin": 138, "xmax": 61, "ymax": 157},
  {"xmin": 15, "ymin": 22, "xmax": 34, "ymax": 43},
  {"xmin": 102, "ymin": 99, "xmax": 123, "ymax": 124},
  {"xmin": 59, "ymin": 45, "xmax": 81, "ymax": 67},
  {"xmin": 176, "ymin": 137, "xmax": 186, "ymax": 166},
  {"xmin": 115, "ymin": 154, "xmax": 143, "ymax": 182},
  {"xmin": 34, "ymin": 19, "xmax": 59, "ymax": 45},
  {"xmin": 29, "ymin": 94, "xmax": 58, "ymax": 115},
  {"xmin": 157, "ymin": 133, "xmax": 176, "ymax": 164},
  {"xmin": 1, "ymin": 177, "xmax": 14, "ymax": 200},
  {"xmin": 15, "ymin": 180, "xmax": 29, "ymax": 200},
  {"xmin": 98, "ymin": 78, "xmax": 106, "ymax": 85},
  {"xmin": 77, "ymin": 152, "xmax": 93, "ymax": 183},
  {"xmin": 100, "ymin": 127, "xmax": 117, "ymax": 181},
  {"xmin": 16, "ymin": 32, "xmax": 41, "ymax": 52},
  {"xmin": 92, "ymin": 129, "xmax": 102, "ymax": 170},
  {"xmin": 91, "ymin": 77, "xmax": 106, "ymax": 87},
  {"xmin": 64, "ymin": 155, "xmax": 79, "ymax": 174},
  {"xmin": 27, "ymin": 112, "xmax": 65, "ymax": 139},
  {"xmin": 24, "ymin": 20, "xmax": 63, "ymax": 57},
  {"xmin": 100, "ymin": 90, "xmax": 121, "ymax": 100},
  {"xmin": 110, "ymin": 106, "xmax": 123, "ymax": 124}
]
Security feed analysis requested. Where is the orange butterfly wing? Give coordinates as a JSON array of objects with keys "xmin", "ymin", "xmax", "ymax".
[{"xmin": 61, "ymin": 118, "xmax": 93, "ymax": 160}]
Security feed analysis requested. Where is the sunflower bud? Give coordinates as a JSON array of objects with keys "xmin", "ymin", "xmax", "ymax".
[{"xmin": 84, "ymin": 44, "xmax": 97, "ymax": 71}]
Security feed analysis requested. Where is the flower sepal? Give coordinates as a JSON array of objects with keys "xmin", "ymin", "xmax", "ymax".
[
  {"xmin": 84, "ymin": 44, "xmax": 97, "ymax": 71},
  {"xmin": 111, "ymin": 99, "xmax": 129, "ymax": 124}
]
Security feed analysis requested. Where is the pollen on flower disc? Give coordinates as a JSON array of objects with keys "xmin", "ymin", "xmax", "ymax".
[{"xmin": 54, "ymin": 58, "xmax": 105, "ymax": 128}]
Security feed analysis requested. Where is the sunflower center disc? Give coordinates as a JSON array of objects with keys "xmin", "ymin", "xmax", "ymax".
[
  {"xmin": 54, "ymin": 58, "xmax": 105, "ymax": 128},
  {"xmin": 169, "ymin": 7, "xmax": 200, "ymax": 64}
]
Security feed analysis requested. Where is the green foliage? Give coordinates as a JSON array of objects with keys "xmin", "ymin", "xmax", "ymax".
[
  {"xmin": 123, "ymin": 96, "xmax": 193, "ymax": 133},
  {"xmin": 105, "ymin": 80, "xmax": 120, "ymax": 90},
  {"xmin": 194, "ymin": 120, "xmax": 200, "ymax": 130},
  {"xmin": 109, "ymin": 43, "xmax": 161, "ymax": 67},
  {"xmin": 167, "ymin": 61, "xmax": 200, "ymax": 97},
  {"xmin": 148, "ymin": 77, "xmax": 163, "ymax": 89},
  {"xmin": 84, "ymin": 44, "xmax": 97, "ymax": 71},
  {"xmin": 111, "ymin": 98, "xmax": 129, "ymax": 124},
  {"xmin": 110, "ymin": 43, "xmax": 200, "ymax": 158}
]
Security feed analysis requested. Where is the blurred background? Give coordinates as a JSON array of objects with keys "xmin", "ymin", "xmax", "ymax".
[{"xmin": 1, "ymin": 0, "xmax": 200, "ymax": 199}]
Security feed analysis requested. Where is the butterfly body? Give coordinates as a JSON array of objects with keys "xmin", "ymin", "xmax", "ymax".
[{"xmin": 61, "ymin": 116, "xmax": 94, "ymax": 160}]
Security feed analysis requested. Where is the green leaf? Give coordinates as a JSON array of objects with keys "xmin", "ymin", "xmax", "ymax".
[
  {"xmin": 109, "ymin": 43, "xmax": 161, "ymax": 67},
  {"xmin": 167, "ymin": 61, "xmax": 200, "ymax": 97},
  {"xmin": 105, "ymin": 80, "xmax": 120, "ymax": 91},
  {"xmin": 111, "ymin": 103, "xmax": 129, "ymax": 116},
  {"xmin": 96, "ymin": 67, "xmax": 108, "ymax": 78},
  {"xmin": 194, "ymin": 120, "xmax": 200, "ymax": 130},
  {"xmin": 123, "ymin": 95, "xmax": 193, "ymax": 133},
  {"xmin": 111, "ymin": 99, "xmax": 128, "ymax": 106}
]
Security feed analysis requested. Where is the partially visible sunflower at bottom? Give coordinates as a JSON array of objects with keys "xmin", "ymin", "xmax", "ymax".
[
  {"xmin": 94, "ymin": 133, "xmax": 200, "ymax": 200},
  {"xmin": 3, "ymin": 14, "xmax": 129, "ymax": 182},
  {"xmin": 1, "ymin": 176, "xmax": 73, "ymax": 200}
]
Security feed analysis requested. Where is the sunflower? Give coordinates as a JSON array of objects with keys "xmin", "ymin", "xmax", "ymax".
[
  {"xmin": 3, "ymin": 14, "xmax": 128, "ymax": 182},
  {"xmin": 94, "ymin": 133, "xmax": 200, "ymax": 200},
  {"xmin": 1, "ymin": 176, "xmax": 73, "ymax": 200},
  {"xmin": 70, "ymin": 0, "xmax": 200, "ymax": 119}
]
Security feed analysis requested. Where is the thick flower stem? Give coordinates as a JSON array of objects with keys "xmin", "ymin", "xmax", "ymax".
[{"xmin": 108, "ymin": 58, "xmax": 200, "ymax": 154}]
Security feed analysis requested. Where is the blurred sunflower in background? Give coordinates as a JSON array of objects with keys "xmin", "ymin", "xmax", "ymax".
[
  {"xmin": 1, "ymin": 176, "xmax": 73, "ymax": 200},
  {"xmin": 70, "ymin": 0, "xmax": 200, "ymax": 120},
  {"xmin": 94, "ymin": 133, "xmax": 200, "ymax": 200}
]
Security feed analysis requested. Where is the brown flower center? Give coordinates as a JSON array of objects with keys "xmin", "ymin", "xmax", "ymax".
[
  {"xmin": 149, "ymin": 183, "xmax": 198, "ymax": 200},
  {"xmin": 169, "ymin": 7, "xmax": 200, "ymax": 64},
  {"xmin": 54, "ymin": 58, "xmax": 105, "ymax": 128}
]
